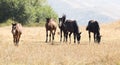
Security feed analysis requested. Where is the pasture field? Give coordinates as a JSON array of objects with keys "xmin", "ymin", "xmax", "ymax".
[{"xmin": 0, "ymin": 21, "xmax": 120, "ymax": 65}]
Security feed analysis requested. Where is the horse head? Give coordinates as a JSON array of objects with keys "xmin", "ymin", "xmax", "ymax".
[
  {"xmin": 46, "ymin": 18, "xmax": 51, "ymax": 23},
  {"xmin": 58, "ymin": 18, "xmax": 63, "ymax": 28},
  {"xmin": 58, "ymin": 15, "xmax": 66, "ymax": 28},
  {"xmin": 12, "ymin": 23, "xmax": 17, "ymax": 35},
  {"xmin": 96, "ymin": 35, "xmax": 102, "ymax": 43}
]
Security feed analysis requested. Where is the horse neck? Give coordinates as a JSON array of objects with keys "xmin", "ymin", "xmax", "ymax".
[
  {"xmin": 96, "ymin": 31, "xmax": 100, "ymax": 36},
  {"xmin": 46, "ymin": 20, "xmax": 50, "ymax": 23},
  {"xmin": 73, "ymin": 21, "xmax": 79, "ymax": 34},
  {"xmin": 76, "ymin": 28, "xmax": 79, "ymax": 34},
  {"xmin": 62, "ymin": 16, "xmax": 66, "ymax": 23}
]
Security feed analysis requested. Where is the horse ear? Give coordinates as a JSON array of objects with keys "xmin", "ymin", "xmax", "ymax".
[
  {"xmin": 59, "ymin": 18, "xmax": 60, "ymax": 20},
  {"xmin": 12, "ymin": 23, "xmax": 15, "ymax": 25},
  {"xmin": 59, "ymin": 18, "xmax": 61, "ymax": 20},
  {"xmin": 12, "ymin": 23, "xmax": 17, "ymax": 26},
  {"xmin": 78, "ymin": 32, "xmax": 82, "ymax": 35}
]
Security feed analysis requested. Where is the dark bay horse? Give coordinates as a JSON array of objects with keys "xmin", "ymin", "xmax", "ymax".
[
  {"xmin": 59, "ymin": 15, "xmax": 81, "ymax": 44},
  {"xmin": 64, "ymin": 20, "xmax": 81, "ymax": 44},
  {"xmin": 86, "ymin": 20, "xmax": 101, "ymax": 43},
  {"xmin": 58, "ymin": 15, "xmax": 66, "ymax": 42},
  {"xmin": 45, "ymin": 18, "xmax": 57, "ymax": 44},
  {"xmin": 11, "ymin": 23, "xmax": 22, "ymax": 46}
]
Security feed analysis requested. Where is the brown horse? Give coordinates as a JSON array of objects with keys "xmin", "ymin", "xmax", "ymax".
[
  {"xmin": 11, "ymin": 23, "xmax": 22, "ymax": 46},
  {"xmin": 45, "ymin": 18, "xmax": 57, "ymax": 44}
]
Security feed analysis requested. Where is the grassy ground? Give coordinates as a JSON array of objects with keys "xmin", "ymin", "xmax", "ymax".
[{"xmin": 0, "ymin": 21, "xmax": 120, "ymax": 65}]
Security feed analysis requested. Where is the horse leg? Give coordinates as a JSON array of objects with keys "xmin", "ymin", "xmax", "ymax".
[
  {"xmin": 17, "ymin": 33, "xmax": 21, "ymax": 46},
  {"xmin": 13, "ymin": 35, "xmax": 17, "ymax": 46},
  {"xmin": 63, "ymin": 31, "xmax": 66, "ymax": 42},
  {"xmin": 60, "ymin": 29, "xmax": 62, "ymax": 42},
  {"xmin": 46, "ymin": 30, "xmax": 48, "ymax": 43},
  {"xmin": 16, "ymin": 34, "xmax": 19, "ymax": 46},
  {"xmin": 49, "ymin": 31, "xmax": 51, "ymax": 42},
  {"xmin": 19, "ymin": 33, "xmax": 21, "ymax": 43},
  {"xmin": 64, "ymin": 31, "xmax": 67, "ymax": 42},
  {"xmin": 74, "ymin": 33, "xmax": 76, "ymax": 43},
  {"xmin": 94, "ymin": 33, "xmax": 96, "ymax": 43},
  {"xmin": 13, "ymin": 35, "xmax": 16, "ymax": 43},
  {"xmin": 16, "ymin": 37, "xmax": 18, "ymax": 45},
  {"xmin": 14, "ymin": 36, "xmax": 17, "ymax": 46},
  {"xmin": 66, "ymin": 32, "xmax": 68, "ymax": 42},
  {"xmin": 69, "ymin": 32, "xmax": 72, "ymax": 44},
  {"xmin": 51, "ymin": 31, "xmax": 55, "ymax": 45},
  {"xmin": 89, "ymin": 31, "xmax": 91, "ymax": 43},
  {"xmin": 53, "ymin": 29, "xmax": 56, "ymax": 41}
]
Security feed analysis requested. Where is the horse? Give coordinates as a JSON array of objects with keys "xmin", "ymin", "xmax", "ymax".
[
  {"xmin": 11, "ymin": 23, "xmax": 22, "ymax": 46},
  {"xmin": 45, "ymin": 18, "xmax": 57, "ymax": 44},
  {"xmin": 58, "ymin": 14, "xmax": 66, "ymax": 42},
  {"xmin": 86, "ymin": 20, "xmax": 101, "ymax": 43},
  {"xmin": 64, "ymin": 20, "xmax": 81, "ymax": 44},
  {"xmin": 59, "ymin": 15, "xmax": 81, "ymax": 44}
]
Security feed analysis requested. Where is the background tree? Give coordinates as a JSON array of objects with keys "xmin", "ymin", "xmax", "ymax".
[{"xmin": 0, "ymin": 0, "xmax": 58, "ymax": 25}]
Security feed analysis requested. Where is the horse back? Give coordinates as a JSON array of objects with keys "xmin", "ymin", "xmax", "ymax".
[
  {"xmin": 45, "ymin": 19, "xmax": 57, "ymax": 30},
  {"xmin": 86, "ymin": 20, "xmax": 100, "ymax": 32},
  {"xmin": 65, "ymin": 20, "xmax": 79, "ymax": 33},
  {"xmin": 16, "ymin": 23, "xmax": 22, "ymax": 34}
]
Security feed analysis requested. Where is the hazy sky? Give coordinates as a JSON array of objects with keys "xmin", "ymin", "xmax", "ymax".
[
  {"xmin": 48, "ymin": 0, "xmax": 120, "ymax": 25},
  {"xmin": 61, "ymin": 0, "xmax": 120, "ymax": 19}
]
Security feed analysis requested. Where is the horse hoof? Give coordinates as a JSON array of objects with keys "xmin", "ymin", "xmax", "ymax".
[{"xmin": 45, "ymin": 40, "xmax": 48, "ymax": 43}]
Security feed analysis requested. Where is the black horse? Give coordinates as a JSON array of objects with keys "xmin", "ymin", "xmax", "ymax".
[
  {"xmin": 58, "ymin": 15, "xmax": 66, "ymax": 42},
  {"xmin": 86, "ymin": 20, "xmax": 101, "ymax": 43},
  {"xmin": 64, "ymin": 20, "xmax": 81, "ymax": 44},
  {"xmin": 59, "ymin": 15, "xmax": 81, "ymax": 44}
]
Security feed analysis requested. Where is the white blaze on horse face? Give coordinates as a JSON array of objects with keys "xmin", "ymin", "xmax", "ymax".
[
  {"xmin": 59, "ymin": 21, "xmax": 62, "ymax": 27},
  {"xmin": 12, "ymin": 30, "xmax": 16, "ymax": 35},
  {"xmin": 12, "ymin": 26, "xmax": 16, "ymax": 35}
]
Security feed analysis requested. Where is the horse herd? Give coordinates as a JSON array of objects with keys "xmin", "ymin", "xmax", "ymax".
[{"xmin": 11, "ymin": 15, "xmax": 101, "ymax": 46}]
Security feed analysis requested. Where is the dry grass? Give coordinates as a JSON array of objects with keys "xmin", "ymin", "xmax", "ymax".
[{"xmin": 0, "ymin": 21, "xmax": 120, "ymax": 65}]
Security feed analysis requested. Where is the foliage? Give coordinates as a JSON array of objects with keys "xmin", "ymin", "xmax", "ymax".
[{"xmin": 0, "ymin": 0, "xmax": 58, "ymax": 25}]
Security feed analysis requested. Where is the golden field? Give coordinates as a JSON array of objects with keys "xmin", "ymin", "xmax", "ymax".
[{"xmin": 0, "ymin": 21, "xmax": 120, "ymax": 65}]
